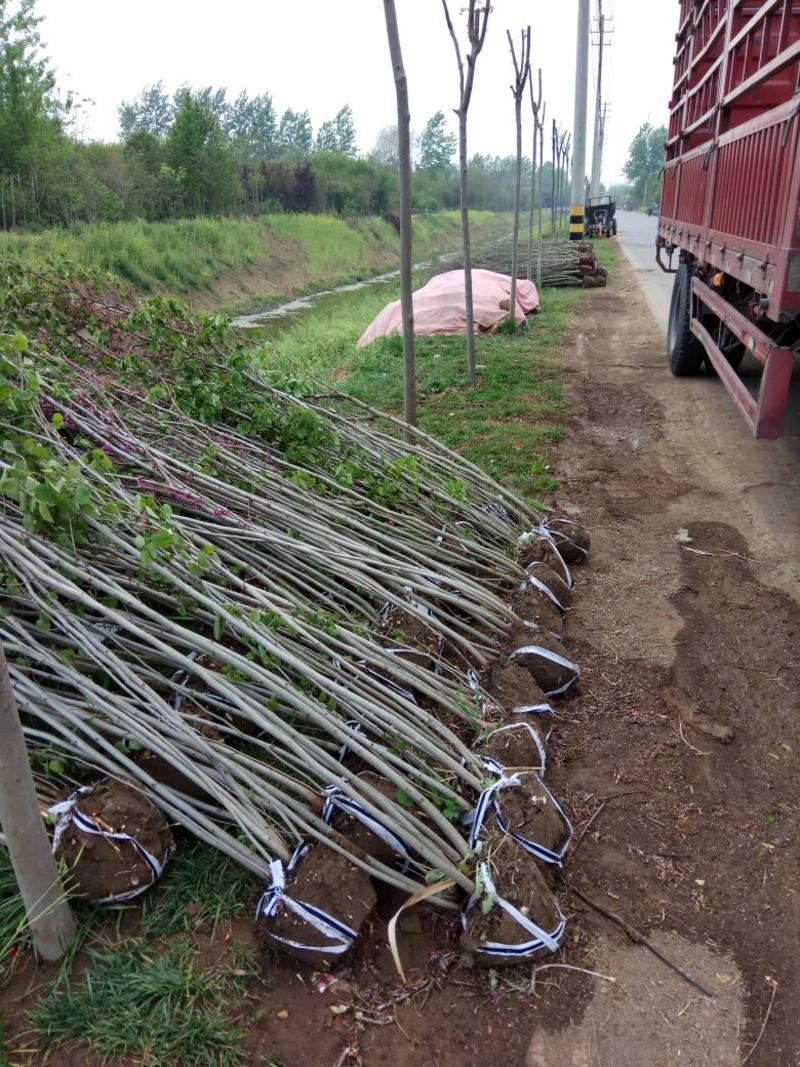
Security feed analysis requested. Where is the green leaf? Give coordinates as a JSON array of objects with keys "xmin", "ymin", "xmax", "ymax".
[{"xmin": 213, "ymin": 616, "xmax": 224, "ymax": 641}]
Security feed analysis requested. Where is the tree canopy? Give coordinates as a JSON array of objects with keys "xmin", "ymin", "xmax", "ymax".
[
  {"xmin": 623, "ymin": 123, "xmax": 667, "ymax": 206},
  {"xmin": 417, "ymin": 111, "xmax": 457, "ymax": 171},
  {"xmin": 1, "ymin": 0, "xmax": 544, "ymax": 228}
]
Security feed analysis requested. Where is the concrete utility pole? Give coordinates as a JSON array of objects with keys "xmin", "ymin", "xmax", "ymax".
[
  {"xmin": 569, "ymin": 0, "xmax": 591, "ymax": 240},
  {"xmin": 590, "ymin": 3, "xmax": 613, "ymax": 197},
  {"xmin": 0, "ymin": 646, "xmax": 75, "ymax": 960}
]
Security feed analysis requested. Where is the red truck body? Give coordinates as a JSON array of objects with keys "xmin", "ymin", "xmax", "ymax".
[{"xmin": 657, "ymin": 0, "xmax": 800, "ymax": 437}]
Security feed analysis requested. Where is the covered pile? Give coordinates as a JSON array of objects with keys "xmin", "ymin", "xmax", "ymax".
[
  {"xmin": 357, "ymin": 268, "xmax": 540, "ymax": 347},
  {"xmin": 0, "ymin": 260, "xmax": 589, "ymax": 966}
]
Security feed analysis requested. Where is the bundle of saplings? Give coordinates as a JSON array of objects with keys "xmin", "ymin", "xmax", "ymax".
[
  {"xmin": 0, "ymin": 259, "xmax": 591, "ymax": 964},
  {"xmin": 471, "ymin": 238, "xmax": 608, "ymax": 289}
]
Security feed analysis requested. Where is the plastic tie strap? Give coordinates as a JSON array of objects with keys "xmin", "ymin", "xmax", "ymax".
[
  {"xmin": 509, "ymin": 645, "xmax": 580, "ymax": 696},
  {"xmin": 255, "ymin": 843, "xmax": 358, "ymax": 956},
  {"xmin": 466, "ymin": 770, "xmax": 573, "ymax": 867},
  {"xmin": 483, "ymin": 721, "xmax": 547, "ymax": 772},
  {"xmin": 322, "ymin": 785, "xmax": 411, "ymax": 868},
  {"xmin": 48, "ymin": 786, "xmax": 170, "ymax": 904},
  {"xmin": 462, "ymin": 862, "xmax": 566, "ymax": 959}
]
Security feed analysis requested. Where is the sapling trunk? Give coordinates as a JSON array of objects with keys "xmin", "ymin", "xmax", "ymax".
[
  {"xmin": 507, "ymin": 27, "xmax": 531, "ymax": 325},
  {"xmin": 0, "ymin": 646, "xmax": 75, "ymax": 962},
  {"xmin": 383, "ymin": 0, "xmax": 416, "ymax": 434},
  {"xmin": 442, "ymin": 0, "xmax": 492, "ymax": 386}
]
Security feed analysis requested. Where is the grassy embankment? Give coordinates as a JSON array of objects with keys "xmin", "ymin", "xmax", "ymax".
[
  {"xmin": 0, "ymin": 211, "xmax": 512, "ymax": 311},
  {"xmin": 263, "ymin": 238, "xmax": 619, "ymax": 501}
]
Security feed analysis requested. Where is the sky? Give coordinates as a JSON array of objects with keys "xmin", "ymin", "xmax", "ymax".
[{"xmin": 36, "ymin": 0, "xmax": 678, "ymax": 185}]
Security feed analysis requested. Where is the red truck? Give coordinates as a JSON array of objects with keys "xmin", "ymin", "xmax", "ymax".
[{"xmin": 657, "ymin": 0, "xmax": 800, "ymax": 438}]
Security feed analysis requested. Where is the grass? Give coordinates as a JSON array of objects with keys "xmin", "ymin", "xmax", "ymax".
[
  {"xmin": 28, "ymin": 937, "xmax": 257, "ymax": 1067},
  {"xmin": 0, "ymin": 846, "xmax": 29, "ymax": 982},
  {"xmin": 0, "ymin": 210, "xmax": 512, "ymax": 304},
  {"xmin": 261, "ymin": 280, "xmax": 580, "ymax": 498},
  {"xmin": 140, "ymin": 839, "xmax": 262, "ymax": 937}
]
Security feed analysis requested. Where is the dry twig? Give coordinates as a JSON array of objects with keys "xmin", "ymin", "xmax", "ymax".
[{"xmin": 569, "ymin": 885, "xmax": 716, "ymax": 998}]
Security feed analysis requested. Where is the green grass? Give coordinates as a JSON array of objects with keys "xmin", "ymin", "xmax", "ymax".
[
  {"xmin": 28, "ymin": 937, "xmax": 257, "ymax": 1067},
  {"xmin": 262, "ymin": 280, "xmax": 579, "ymax": 498},
  {"xmin": 0, "ymin": 846, "xmax": 29, "ymax": 982},
  {"xmin": 0, "ymin": 210, "xmax": 511, "ymax": 304},
  {"xmin": 140, "ymin": 839, "xmax": 262, "ymax": 937}
]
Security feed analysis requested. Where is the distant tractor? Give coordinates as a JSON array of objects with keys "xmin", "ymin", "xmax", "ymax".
[{"xmin": 584, "ymin": 194, "xmax": 617, "ymax": 238}]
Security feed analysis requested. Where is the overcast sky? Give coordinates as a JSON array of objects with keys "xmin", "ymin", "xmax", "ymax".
[{"xmin": 37, "ymin": 0, "xmax": 678, "ymax": 184}]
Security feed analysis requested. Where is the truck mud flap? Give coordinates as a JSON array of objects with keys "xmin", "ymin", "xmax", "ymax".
[{"xmin": 690, "ymin": 278, "xmax": 794, "ymax": 440}]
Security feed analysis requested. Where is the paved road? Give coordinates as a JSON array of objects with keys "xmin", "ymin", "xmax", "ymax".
[
  {"xmin": 614, "ymin": 210, "xmax": 799, "ymax": 596},
  {"xmin": 615, "ymin": 211, "xmax": 671, "ymax": 333}
]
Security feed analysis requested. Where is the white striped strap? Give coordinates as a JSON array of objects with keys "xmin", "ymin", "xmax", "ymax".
[
  {"xmin": 255, "ymin": 847, "xmax": 358, "ymax": 956},
  {"xmin": 483, "ymin": 722, "xmax": 547, "ymax": 772},
  {"xmin": 462, "ymin": 863, "xmax": 566, "ymax": 958},
  {"xmin": 49, "ymin": 787, "xmax": 170, "ymax": 904},
  {"xmin": 322, "ymin": 786, "xmax": 410, "ymax": 864},
  {"xmin": 509, "ymin": 645, "xmax": 580, "ymax": 696}
]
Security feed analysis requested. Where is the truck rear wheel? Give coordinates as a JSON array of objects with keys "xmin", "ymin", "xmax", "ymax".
[{"xmin": 667, "ymin": 263, "xmax": 704, "ymax": 376}]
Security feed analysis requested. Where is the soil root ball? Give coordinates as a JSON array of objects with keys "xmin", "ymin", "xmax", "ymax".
[
  {"xmin": 51, "ymin": 779, "xmax": 173, "ymax": 903},
  {"xmin": 543, "ymin": 519, "xmax": 591, "ymax": 565},
  {"xmin": 324, "ymin": 773, "xmax": 410, "ymax": 867},
  {"xmin": 517, "ymin": 533, "xmax": 573, "ymax": 587},
  {"xmin": 256, "ymin": 838, "xmax": 377, "ymax": 967},
  {"xmin": 508, "ymin": 631, "xmax": 579, "ymax": 696},
  {"xmin": 488, "ymin": 663, "xmax": 553, "ymax": 720},
  {"xmin": 493, "ymin": 772, "xmax": 571, "ymax": 863},
  {"xmin": 510, "ymin": 589, "xmax": 564, "ymax": 641},
  {"xmin": 524, "ymin": 561, "xmax": 573, "ymax": 609},
  {"xmin": 461, "ymin": 835, "xmax": 565, "ymax": 966},
  {"xmin": 483, "ymin": 722, "xmax": 547, "ymax": 772}
]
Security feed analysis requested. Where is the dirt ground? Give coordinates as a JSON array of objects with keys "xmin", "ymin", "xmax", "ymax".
[
  {"xmin": 230, "ymin": 251, "xmax": 800, "ymax": 1066},
  {"xmin": 250, "ymin": 253, "xmax": 800, "ymax": 1066},
  {"xmin": 3, "ymin": 251, "xmax": 798, "ymax": 1067}
]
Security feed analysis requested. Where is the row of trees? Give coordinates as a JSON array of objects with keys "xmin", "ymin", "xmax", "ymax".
[{"xmin": 0, "ymin": 0, "xmax": 577, "ymax": 230}]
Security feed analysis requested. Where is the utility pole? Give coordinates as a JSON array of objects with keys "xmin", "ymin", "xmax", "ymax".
[
  {"xmin": 569, "ymin": 0, "xmax": 591, "ymax": 241},
  {"xmin": 590, "ymin": 3, "xmax": 613, "ymax": 197}
]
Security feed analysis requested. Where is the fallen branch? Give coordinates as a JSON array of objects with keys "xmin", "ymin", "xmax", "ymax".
[{"xmin": 569, "ymin": 885, "xmax": 716, "ymax": 998}]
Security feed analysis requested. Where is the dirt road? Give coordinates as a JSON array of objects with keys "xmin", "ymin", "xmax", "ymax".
[{"xmin": 523, "ymin": 237, "xmax": 800, "ymax": 1066}]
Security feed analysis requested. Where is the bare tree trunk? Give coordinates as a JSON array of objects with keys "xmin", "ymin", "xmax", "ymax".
[
  {"xmin": 507, "ymin": 28, "xmax": 531, "ymax": 323},
  {"xmin": 456, "ymin": 117, "xmax": 477, "ymax": 383},
  {"xmin": 442, "ymin": 0, "xmax": 491, "ymax": 386},
  {"xmin": 537, "ymin": 102, "xmax": 546, "ymax": 290},
  {"xmin": 551, "ymin": 124, "xmax": 557, "ymax": 239},
  {"xmin": 0, "ymin": 647, "xmax": 75, "ymax": 961},
  {"xmin": 526, "ymin": 127, "xmax": 536, "ymax": 281},
  {"xmin": 383, "ymin": 0, "xmax": 416, "ymax": 434},
  {"xmin": 526, "ymin": 69, "xmax": 542, "ymax": 282}
]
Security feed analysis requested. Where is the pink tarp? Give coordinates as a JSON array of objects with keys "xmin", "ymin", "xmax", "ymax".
[{"xmin": 357, "ymin": 269, "xmax": 540, "ymax": 347}]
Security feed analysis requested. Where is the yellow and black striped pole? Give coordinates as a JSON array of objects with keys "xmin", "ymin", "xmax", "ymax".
[{"xmin": 569, "ymin": 205, "xmax": 585, "ymax": 241}]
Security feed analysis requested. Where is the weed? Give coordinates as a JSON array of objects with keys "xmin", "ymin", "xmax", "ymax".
[
  {"xmin": 0, "ymin": 211, "xmax": 511, "ymax": 304},
  {"xmin": 141, "ymin": 839, "xmax": 262, "ymax": 937},
  {"xmin": 0, "ymin": 846, "xmax": 28, "ymax": 981},
  {"xmin": 29, "ymin": 937, "xmax": 254, "ymax": 1067},
  {"xmin": 265, "ymin": 278, "xmax": 583, "ymax": 496}
]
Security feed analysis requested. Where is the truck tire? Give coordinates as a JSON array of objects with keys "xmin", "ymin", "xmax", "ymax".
[
  {"xmin": 611, "ymin": 217, "xmax": 618, "ymax": 237},
  {"xmin": 667, "ymin": 263, "xmax": 704, "ymax": 376}
]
